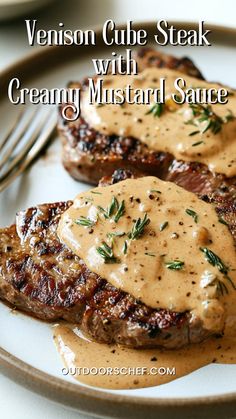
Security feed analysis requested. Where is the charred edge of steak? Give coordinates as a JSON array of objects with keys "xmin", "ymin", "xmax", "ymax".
[
  {"xmin": 0, "ymin": 201, "xmax": 211, "ymax": 349},
  {"xmin": 59, "ymin": 112, "xmax": 236, "ymax": 199},
  {"xmin": 59, "ymin": 114, "xmax": 174, "ymax": 184},
  {"xmin": 134, "ymin": 47, "xmax": 205, "ymax": 80}
]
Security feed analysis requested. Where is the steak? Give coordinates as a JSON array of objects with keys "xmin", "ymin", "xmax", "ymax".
[
  {"xmin": 0, "ymin": 48, "xmax": 235, "ymax": 349},
  {"xmin": 58, "ymin": 47, "xmax": 206, "ymax": 185},
  {"xmin": 58, "ymin": 48, "xmax": 236, "ymax": 213},
  {"xmin": 0, "ymin": 199, "xmax": 217, "ymax": 349}
]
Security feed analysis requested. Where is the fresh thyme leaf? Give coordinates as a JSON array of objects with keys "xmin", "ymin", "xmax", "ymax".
[
  {"xmin": 186, "ymin": 103, "xmax": 234, "ymax": 136},
  {"xmin": 91, "ymin": 191, "xmax": 102, "ymax": 195},
  {"xmin": 96, "ymin": 242, "xmax": 118, "ymax": 263},
  {"xmin": 146, "ymin": 103, "xmax": 164, "ymax": 118},
  {"xmin": 106, "ymin": 232, "xmax": 125, "ymax": 238},
  {"xmin": 108, "ymin": 196, "xmax": 118, "ymax": 217},
  {"xmin": 201, "ymin": 119, "xmax": 212, "ymax": 134},
  {"xmin": 97, "ymin": 196, "xmax": 117, "ymax": 219},
  {"xmin": 200, "ymin": 247, "xmax": 228, "ymax": 274},
  {"xmin": 201, "ymin": 271, "xmax": 229, "ymax": 296},
  {"xmin": 114, "ymin": 200, "xmax": 125, "ymax": 223},
  {"xmin": 106, "ymin": 231, "xmax": 125, "ymax": 245},
  {"xmin": 165, "ymin": 260, "xmax": 185, "ymax": 270},
  {"xmin": 189, "ymin": 130, "xmax": 200, "ymax": 136},
  {"xmin": 145, "ymin": 252, "xmax": 156, "ymax": 257},
  {"xmin": 97, "ymin": 205, "xmax": 109, "ymax": 219},
  {"xmin": 192, "ymin": 140, "xmax": 204, "ymax": 146},
  {"xmin": 186, "ymin": 208, "xmax": 198, "ymax": 223},
  {"xmin": 85, "ymin": 197, "xmax": 94, "ymax": 202},
  {"xmin": 74, "ymin": 216, "xmax": 95, "ymax": 227},
  {"xmin": 98, "ymin": 196, "xmax": 125, "ymax": 222},
  {"xmin": 200, "ymin": 247, "xmax": 236, "ymax": 290},
  {"xmin": 218, "ymin": 217, "xmax": 228, "ymax": 226},
  {"xmin": 150, "ymin": 189, "xmax": 162, "ymax": 194},
  {"xmin": 160, "ymin": 221, "xmax": 168, "ymax": 231},
  {"xmin": 128, "ymin": 213, "xmax": 150, "ymax": 240},
  {"xmin": 217, "ymin": 280, "xmax": 229, "ymax": 296},
  {"xmin": 123, "ymin": 240, "xmax": 128, "ymax": 255}
]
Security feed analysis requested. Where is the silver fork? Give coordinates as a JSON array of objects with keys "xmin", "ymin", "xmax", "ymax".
[{"xmin": 0, "ymin": 107, "xmax": 57, "ymax": 193}]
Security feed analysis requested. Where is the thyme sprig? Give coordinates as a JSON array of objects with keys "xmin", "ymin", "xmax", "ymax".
[
  {"xmin": 201, "ymin": 271, "xmax": 229, "ymax": 296},
  {"xmin": 146, "ymin": 103, "xmax": 164, "ymax": 118},
  {"xmin": 186, "ymin": 208, "xmax": 198, "ymax": 223},
  {"xmin": 96, "ymin": 242, "xmax": 118, "ymax": 264},
  {"xmin": 98, "ymin": 196, "xmax": 125, "ymax": 223},
  {"xmin": 200, "ymin": 247, "xmax": 236, "ymax": 291},
  {"xmin": 98, "ymin": 196, "xmax": 117, "ymax": 219},
  {"xmin": 187, "ymin": 104, "xmax": 234, "ymax": 136},
  {"xmin": 123, "ymin": 240, "xmax": 128, "ymax": 255},
  {"xmin": 165, "ymin": 260, "xmax": 185, "ymax": 270},
  {"xmin": 218, "ymin": 217, "xmax": 228, "ymax": 226},
  {"xmin": 128, "ymin": 213, "xmax": 150, "ymax": 240},
  {"xmin": 200, "ymin": 247, "xmax": 228, "ymax": 274},
  {"xmin": 75, "ymin": 216, "xmax": 95, "ymax": 228},
  {"xmin": 192, "ymin": 140, "xmax": 204, "ymax": 147},
  {"xmin": 114, "ymin": 200, "xmax": 125, "ymax": 223},
  {"xmin": 150, "ymin": 189, "xmax": 161, "ymax": 194}
]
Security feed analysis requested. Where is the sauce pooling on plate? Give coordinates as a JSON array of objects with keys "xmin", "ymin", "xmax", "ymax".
[
  {"xmin": 81, "ymin": 68, "xmax": 236, "ymax": 177},
  {"xmin": 56, "ymin": 177, "xmax": 236, "ymax": 389},
  {"xmin": 53, "ymin": 324, "xmax": 236, "ymax": 389}
]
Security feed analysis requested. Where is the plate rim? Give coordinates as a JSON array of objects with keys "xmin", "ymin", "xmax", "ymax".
[{"xmin": 0, "ymin": 20, "xmax": 236, "ymax": 417}]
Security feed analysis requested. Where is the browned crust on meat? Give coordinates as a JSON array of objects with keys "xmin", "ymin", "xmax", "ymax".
[
  {"xmin": 60, "ymin": 115, "xmax": 174, "ymax": 184},
  {"xmin": 0, "ymin": 201, "xmax": 213, "ymax": 349},
  {"xmin": 58, "ymin": 47, "xmax": 236, "ymax": 222},
  {"xmin": 166, "ymin": 163, "xmax": 236, "ymax": 240},
  {"xmin": 134, "ymin": 47, "xmax": 204, "ymax": 79}
]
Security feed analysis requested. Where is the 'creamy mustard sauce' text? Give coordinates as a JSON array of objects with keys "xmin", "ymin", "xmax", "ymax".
[{"xmin": 81, "ymin": 68, "xmax": 236, "ymax": 177}]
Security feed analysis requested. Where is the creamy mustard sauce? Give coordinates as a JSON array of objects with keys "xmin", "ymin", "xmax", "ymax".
[
  {"xmin": 56, "ymin": 177, "xmax": 236, "ymax": 390},
  {"xmin": 57, "ymin": 176, "xmax": 236, "ymax": 334},
  {"xmin": 53, "ymin": 324, "xmax": 236, "ymax": 389},
  {"xmin": 81, "ymin": 68, "xmax": 236, "ymax": 177}
]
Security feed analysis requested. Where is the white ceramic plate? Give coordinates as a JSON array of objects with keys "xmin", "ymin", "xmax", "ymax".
[{"xmin": 0, "ymin": 22, "xmax": 236, "ymax": 419}]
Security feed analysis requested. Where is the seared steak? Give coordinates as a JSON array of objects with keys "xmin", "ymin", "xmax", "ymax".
[
  {"xmin": 0, "ymin": 199, "xmax": 215, "ymax": 349},
  {"xmin": 58, "ymin": 47, "xmax": 205, "ymax": 185},
  {"xmin": 0, "ymin": 48, "xmax": 235, "ymax": 350}
]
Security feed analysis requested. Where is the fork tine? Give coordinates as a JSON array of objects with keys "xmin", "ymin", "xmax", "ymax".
[
  {"xmin": 0, "ymin": 111, "xmax": 57, "ymax": 193},
  {"xmin": 0, "ymin": 108, "xmax": 38, "ymax": 171},
  {"xmin": 0, "ymin": 109, "xmax": 24, "ymax": 153},
  {"xmin": 0, "ymin": 109, "xmax": 50, "ymax": 182}
]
